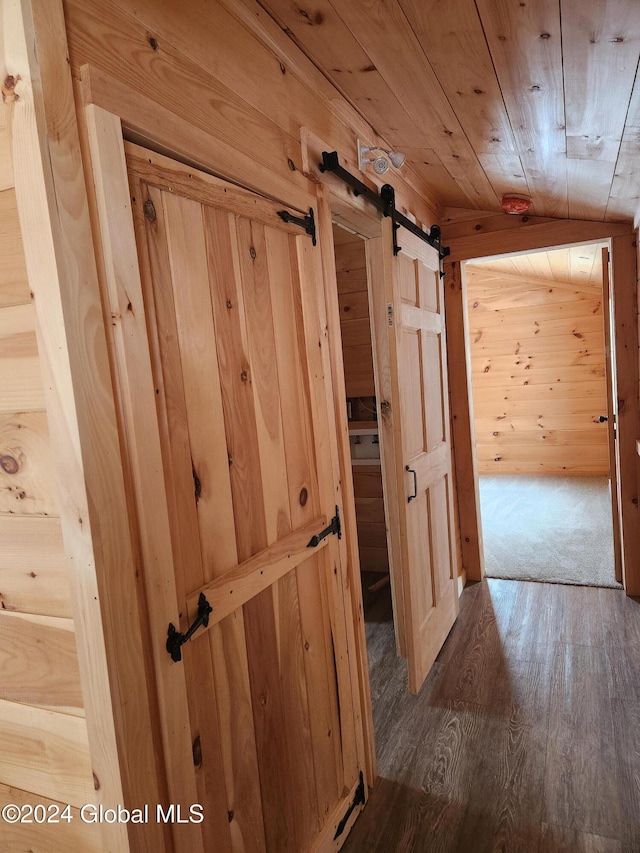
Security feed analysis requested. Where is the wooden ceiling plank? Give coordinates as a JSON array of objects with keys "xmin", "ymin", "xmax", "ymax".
[
  {"xmin": 401, "ymin": 148, "xmax": 475, "ymax": 209},
  {"xmin": 466, "ymin": 262, "xmax": 603, "ymax": 295},
  {"xmin": 475, "ymin": 0, "xmax": 569, "ymax": 218},
  {"xmin": 562, "ymin": 0, "xmax": 640, "ymax": 163},
  {"xmin": 258, "ymin": 0, "xmax": 438, "ymax": 149},
  {"xmin": 319, "ymin": 0, "xmax": 501, "ymax": 209},
  {"xmin": 562, "ymin": 0, "xmax": 640, "ymax": 220},
  {"xmin": 397, "ymin": 0, "xmax": 518, "ymax": 160},
  {"xmin": 605, "ymin": 63, "xmax": 640, "ymax": 221},
  {"xmin": 546, "ymin": 247, "xmax": 572, "ymax": 282}
]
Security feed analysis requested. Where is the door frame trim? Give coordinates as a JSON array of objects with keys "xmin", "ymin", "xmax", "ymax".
[{"xmin": 442, "ymin": 216, "xmax": 639, "ymax": 594}]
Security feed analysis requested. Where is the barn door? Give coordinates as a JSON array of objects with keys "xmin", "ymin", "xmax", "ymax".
[
  {"xmin": 371, "ymin": 220, "xmax": 459, "ymax": 694},
  {"xmin": 601, "ymin": 247, "xmax": 623, "ymax": 583},
  {"xmin": 96, "ymin": 140, "xmax": 365, "ymax": 852}
]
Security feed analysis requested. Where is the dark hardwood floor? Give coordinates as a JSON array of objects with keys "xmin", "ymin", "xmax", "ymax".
[{"xmin": 344, "ymin": 577, "xmax": 640, "ymax": 853}]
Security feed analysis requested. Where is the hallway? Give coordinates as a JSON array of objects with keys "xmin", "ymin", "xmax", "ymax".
[{"xmin": 344, "ymin": 579, "xmax": 640, "ymax": 852}]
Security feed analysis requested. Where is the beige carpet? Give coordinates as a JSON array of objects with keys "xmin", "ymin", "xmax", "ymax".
[{"xmin": 479, "ymin": 475, "xmax": 620, "ymax": 588}]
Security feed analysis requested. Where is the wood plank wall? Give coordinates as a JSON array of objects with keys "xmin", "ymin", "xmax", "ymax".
[
  {"xmin": 334, "ymin": 227, "xmax": 390, "ymax": 575},
  {"xmin": 0, "ymin": 27, "xmax": 100, "ymax": 852},
  {"xmin": 336, "ymin": 229, "xmax": 374, "ymax": 398},
  {"xmin": 466, "ymin": 265, "xmax": 609, "ymax": 475}
]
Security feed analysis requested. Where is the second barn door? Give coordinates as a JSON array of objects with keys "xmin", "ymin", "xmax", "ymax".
[
  {"xmin": 369, "ymin": 220, "xmax": 459, "ymax": 694},
  {"xmin": 99, "ymin": 139, "xmax": 366, "ymax": 853}
]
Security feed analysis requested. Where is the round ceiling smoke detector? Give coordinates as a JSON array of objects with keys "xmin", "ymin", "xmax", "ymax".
[{"xmin": 501, "ymin": 194, "xmax": 532, "ymax": 214}]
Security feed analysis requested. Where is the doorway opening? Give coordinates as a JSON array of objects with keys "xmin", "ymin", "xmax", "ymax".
[
  {"xmin": 463, "ymin": 242, "xmax": 621, "ymax": 589},
  {"xmin": 332, "ymin": 221, "xmax": 397, "ymax": 641}
]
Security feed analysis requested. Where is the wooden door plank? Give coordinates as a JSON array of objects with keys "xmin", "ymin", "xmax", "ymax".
[
  {"xmin": 126, "ymin": 142, "xmax": 304, "ymax": 235},
  {"xmin": 155, "ymin": 186, "xmax": 256, "ymax": 853},
  {"xmin": 610, "ymin": 234, "xmax": 640, "ymax": 594},
  {"xmin": 318, "ymin": 191, "xmax": 376, "ymax": 784},
  {"xmin": 162, "ymin": 191, "xmax": 238, "ymax": 581},
  {"xmin": 367, "ymin": 231, "xmax": 410, "ymax": 658},
  {"xmin": 184, "ymin": 516, "xmax": 327, "ymax": 626},
  {"xmin": 443, "ymin": 259, "xmax": 484, "ymax": 582},
  {"xmin": 237, "ymin": 218, "xmax": 291, "ymax": 543},
  {"xmin": 88, "ymin": 111, "xmax": 209, "ymax": 852},
  {"xmin": 267, "ymin": 225, "xmax": 319, "ymax": 527},
  {"xmin": 601, "ymin": 248, "xmax": 622, "ymax": 583},
  {"xmin": 296, "ymin": 230, "xmax": 363, "ymax": 792},
  {"xmin": 205, "ymin": 204, "xmax": 303, "ymax": 852}
]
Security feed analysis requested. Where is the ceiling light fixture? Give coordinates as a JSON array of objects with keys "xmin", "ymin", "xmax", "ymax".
[{"xmin": 359, "ymin": 144, "xmax": 407, "ymax": 174}]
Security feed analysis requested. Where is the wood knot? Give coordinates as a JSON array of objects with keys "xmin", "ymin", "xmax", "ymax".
[
  {"xmin": 2, "ymin": 75, "xmax": 19, "ymax": 102},
  {"xmin": 192, "ymin": 735, "xmax": 202, "ymax": 767},
  {"xmin": 249, "ymin": 246, "xmax": 257, "ymax": 260},
  {"xmin": 0, "ymin": 455, "xmax": 19, "ymax": 475},
  {"xmin": 93, "ymin": 772, "xmax": 101, "ymax": 790},
  {"xmin": 287, "ymin": 158, "xmax": 296, "ymax": 171},
  {"xmin": 143, "ymin": 199, "xmax": 157, "ymax": 222},
  {"xmin": 240, "ymin": 370, "xmax": 248, "ymax": 382},
  {"xmin": 299, "ymin": 487, "xmax": 308, "ymax": 506},
  {"xmin": 148, "ymin": 36, "xmax": 158, "ymax": 50}
]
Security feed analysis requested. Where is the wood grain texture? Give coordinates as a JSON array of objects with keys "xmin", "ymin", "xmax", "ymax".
[
  {"xmin": 345, "ymin": 578, "xmax": 640, "ymax": 852},
  {"xmin": 7, "ymin": 4, "xmax": 168, "ymax": 849},
  {"xmin": 0, "ymin": 304, "xmax": 45, "ymax": 413},
  {"xmin": 0, "ymin": 611, "xmax": 83, "ymax": 714},
  {"xmin": 0, "ymin": 188, "xmax": 29, "ymax": 307},
  {"xmin": 124, "ymin": 153, "xmax": 365, "ymax": 851},
  {"xmin": 0, "ymin": 698, "xmax": 93, "ymax": 807},
  {"xmin": 0, "ymin": 412, "xmax": 57, "ymax": 516},
  {"xmin": 0, "ymin": 516, "xmax": 72, "ymax": 617},
  {"xmin": 0, "ymin": 783, "xmax": 102, "ymax": 853},
  {"xmin": 467, "ymin": 262, "xmax": 608, "ymax": 474}
]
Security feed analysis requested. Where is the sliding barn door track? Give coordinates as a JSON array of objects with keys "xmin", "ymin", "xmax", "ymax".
[{"xmin": 319, "ymin": 151, "xmax": 449, "ymax": 260}]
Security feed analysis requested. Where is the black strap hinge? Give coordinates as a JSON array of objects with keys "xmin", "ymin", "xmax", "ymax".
[
  {"xmin": 334, "ymin": 771, "xmax": 365, "ymax": 840},
  {"xmin": 277, "ymin": 207, "xmax": 316, "ymax": 245},
  {"xmin": 166, "ymin": 592, "xmax": 212, "ymax": 663},
  {"xmin": 307, "ymin": 506, "xmax": 341, "ymax": 548}
]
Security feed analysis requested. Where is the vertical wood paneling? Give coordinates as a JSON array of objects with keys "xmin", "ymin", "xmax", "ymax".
[
  {"xmin": 131, "ymin": 177, "xmax": 226, "ymax": 852},
  {"xmin": 467, "ymin": 265, "xmax": 609, "ymax": 474}
]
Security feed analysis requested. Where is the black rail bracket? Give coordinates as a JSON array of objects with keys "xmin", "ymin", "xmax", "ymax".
[{"xmin": 319, "ymin": 152, "xmax": 450, "ymax": 261}]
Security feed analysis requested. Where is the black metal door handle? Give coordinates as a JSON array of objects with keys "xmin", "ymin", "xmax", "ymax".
[
  {"xmin": 406, "ymin": 465, "xmax": 417, "ymax": 503},
  {"xmin": 166, "ymin": 592, "xmax": 212, "ymax": 662},
  {"xmin": 598, "ymin": 415, "xmax": 608, "ymax": 423}
]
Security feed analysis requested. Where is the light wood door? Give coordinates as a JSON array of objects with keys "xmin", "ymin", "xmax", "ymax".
[
  {"xmin": 370, "ymin": 221, "xmax": 459, "ymax": 693},
  {"xmin": 601, "ymin": 247, "xmax": 623, "ymax": 583},
  {"xmin": 119, "ymin": 147, "xmax": 364, "ymax": 852}
]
